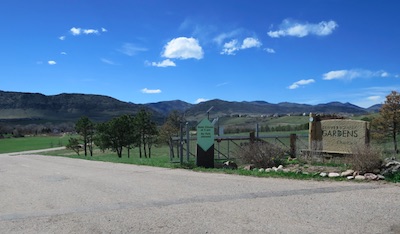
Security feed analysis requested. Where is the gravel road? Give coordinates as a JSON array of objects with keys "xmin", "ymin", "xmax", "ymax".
[{"xmin": 1, "ymin": 152, "xmax": 399, "ymax": 234}]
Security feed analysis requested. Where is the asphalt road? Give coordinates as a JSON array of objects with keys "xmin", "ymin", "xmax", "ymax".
[{"xmin": 1, "ymin": 152, "xmax": 400, "ymax": 234}]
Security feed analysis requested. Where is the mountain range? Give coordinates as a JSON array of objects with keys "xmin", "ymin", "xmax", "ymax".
[{"xmin": 0, "ymin": 90, "xmax": 380, "ymax": 123}]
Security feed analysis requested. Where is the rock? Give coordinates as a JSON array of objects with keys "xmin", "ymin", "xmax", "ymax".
[
  {"xmin": 377, "ymin": 174, "xmax": 385, "ymax": 180},
  {"xmin": 258, "ymin": 168, "xmax": 265, "ymax": 172},
  {"xmin": 223, "ymin": 161, "xmax": 238, "ymax": 170},
  {"xmin": 319, "ymin": 172, "xmax": 327, "ymax": 177},
  {"xmin": 276, "ymin": 167, "xmax": 283, "ymax": 172},
  {"xmin": 355, "ymin": 175, "xmax": 365, "ymax": 180},
  {"xmin": 243, "ymin": 165, "xmax": 255, "ymax": 171},
  {"xmin": 283, "ymin": 169, "xmax": 290, "ymax": 173},
  {"xmin": 364, "ymin": 173, "xmax": 378, "ymax": 180},
  {"xmin": 341, "ymin": 169, "xmax": 355, "ymax": 177},
  {"xmin": 328, "ymin": 172, "xmax": 340, "ymax": 178},
  {"xmin": 381, "ymin": 160, "xmax": 400, "ymax": 176},
  {"xmin": 265, "ymin": 168, "xmax": 272, "ymax": 172},
  {"xmin": 272, "ymin": 167, "xmax": 277, "ymax": 172},
  {"xmin": 347, "ymin": 176, "xmax": 354, "ymax": 180},
  {"xmin": 278, "ymin": 165, "xmax": 284, "ymax": 169}
]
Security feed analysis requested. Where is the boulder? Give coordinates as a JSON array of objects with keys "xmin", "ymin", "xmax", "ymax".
[
  {"xmin": 328, "ymin": 172, "xmax": 340, "ymax": 178},
  {"xmin": 341, "ymin": 170, "xmax": 355, "ymax": 177},
  {"xmin": 381, "ymin": 160, "xmax": 400, "ymax": 176},
  {"xmin": 223, "ymin": 161, "xmax": 238, "ymax": 170},
  {"xmin": 258, "ymin": 168, "xmax": 265, "ymax": 172},
  {"xmin": 364, "ymin": 173, "xmax": 378, "ymax": 180},
  {"xmin": 265, "ymin": 168, "xmax": 272, "ymax": 172},
  {"xmin": 243, "ymin": 164, "xmax": 255, "ymax": 171},
  {"xmin": 347, "ymin": 176, "xmax": 354, "ymax": 180},
  {"xmin": 355, "ymin": 175, "xmax": 365, "ymax": 180},
  {"xmin": 319, "ymin": 172, "xmax": 327, "ymax": 177}
]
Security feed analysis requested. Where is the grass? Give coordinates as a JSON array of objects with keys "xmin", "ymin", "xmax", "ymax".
[
  {"xmin": 0, "ymin": 134, "xmax": 71, "ymax": 154},
  {"xmin": 42, "ymin": 146, "xmax": 175, "ymax": 168},
  {"xmin": 3, "ymin": 134, "xmax": 399, "ymax": 182}
]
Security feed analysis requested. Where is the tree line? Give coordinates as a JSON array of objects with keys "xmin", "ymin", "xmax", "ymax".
[{"xmin": 68, "ymin": 109, "xmax": 183, "ymax": 158}]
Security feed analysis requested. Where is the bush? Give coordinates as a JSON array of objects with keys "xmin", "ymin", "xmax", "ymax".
[
  {"xmin": 235, "ymin": 142, "xmax": 285, "ymax": 168},
  {"xmin": 348, "ymin": 145, "xmax": 382, "ymax": 173}
]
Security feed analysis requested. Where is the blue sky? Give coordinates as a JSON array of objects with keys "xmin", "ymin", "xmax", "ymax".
[{"xmin": 1, "ymin": 0, "xmax": 399, "ymax": 108}]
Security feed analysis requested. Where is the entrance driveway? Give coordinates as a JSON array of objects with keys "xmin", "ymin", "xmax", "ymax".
[{"xmin": 1, "ymin": 153, "xmax": 399, "ymax": 233}]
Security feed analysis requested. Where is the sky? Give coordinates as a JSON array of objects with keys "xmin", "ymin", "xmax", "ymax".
[{"xmin": 1, "ymin": 0, "xmax": 400, "ymax": 108}]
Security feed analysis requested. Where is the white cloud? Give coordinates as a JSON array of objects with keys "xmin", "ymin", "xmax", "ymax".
[
  {"xmin": 323, "ymin": 69, "xmax": 390, "ymax": 81},
  {"xmin": 381, "ymin": 72, "xmax": 389, "ymax": 77},
  {"xmin": 288, "ymin": 79, "xmax": 315, "ymax": 89},
  {"xmin": 59, "ymin": 36, "xmax": 66, "ymax": 41},
  {"xmin": 70, "ymin": 27, "xmax": 106, "ymax": 36},
  {"xmin": 221, "ymin": 37, "xmax": 262, "ymax": 55},
  {"xmin": 216, "ymin": 82, "xmax": 229, "ymax": 87},
  {"xmin": 83, "ymin": 29, "xmax": 99, "ymax": 35},
  {"xmin": 141, "ymin": 88, "xmax": 161, "ymax": 94},
  {"xmin": 60, "ymin": 52, "xmax": 67, "ymax": 55},
  {"xmin": 264, "ymin": 48, "xmax": 276, "ymax": 53},
  {"xmin": 268, "ymin": 19, "xmax": 338, "ymax": 38},
  {"xmin": 221, "ymin": 39, "xmax": 239, "ymax": 55},
  {"xmin": 119, "ymin": 43, "xmax": 148, "ymax": 56},
  {"xmin": 70, "ymin": 27, "xmax": 81, "ymax": 35},
  {"xmin": 101, "ymin": 58, "xmax": 116, "ymax": 65},
  {"xmin": 195, "ymin": 98, "xmax": 208, "ymax": 104},
  {"xmin": 150, "ymin": 59, "xmax": 176, "ymax": 67},
  {"xmin": 241, "ymin": 37, "xmax": 262, "ymax": 49},
  {"xmin": 213, "ymin": 29, "xmax": 243, "ymax": 45},
  {"xmin": 162, "ymin": 37, "xmax": 204, "ymax": 60},
  {"xmin": 48, "ymin": 60, "xmax": 56, "ymax": 65},
  {"xmin": 367, "ymin": 95, "xmax": 381, "ymax": 101}
]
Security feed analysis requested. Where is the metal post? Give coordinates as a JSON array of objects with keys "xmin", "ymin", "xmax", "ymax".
[
  {"xmin": 180, "ymin": 122, "xmax": 183, "ymax": 165},
  {"xmin": 186, "ymin": 122, "xmax": 190, "ymax": 162}
]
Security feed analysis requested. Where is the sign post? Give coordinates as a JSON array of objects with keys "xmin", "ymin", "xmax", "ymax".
[{"xmin": 196, "ymin": 118, "xmax": 214, "ymax": 168}]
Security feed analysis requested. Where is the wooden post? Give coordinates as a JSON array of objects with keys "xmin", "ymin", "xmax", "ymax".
[
  {"xmin": 249, "ymin": 131, "xmax": 255, "ymax": 144},
  {"xmin": 290, "ymin": 134, "xmax": 296, "ymax": 158}
]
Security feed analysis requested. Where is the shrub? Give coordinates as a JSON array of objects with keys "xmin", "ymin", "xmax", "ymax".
[
  {"xmin": 235, "ymin": 142, "xmax": 285, "ymax": 168},
  {"xmin": 348, "ymin": 145, "xmax": 382, "ymax": 173}
]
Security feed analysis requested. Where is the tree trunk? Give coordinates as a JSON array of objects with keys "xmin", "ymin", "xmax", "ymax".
[
  {"xmin": 169, "ymin": 138, "xmax": 174, "ymax": 159},
  {"xmin": 148, "ymin": 145, "xmax": 151, "ymax": 158},
  {"xmin": 138, "ymin": 142, "xmax": 142, "ymax": 158},
  {"xmin": 394, "ymin": 128, "xmax": 398, "ymax": 154},
  {"xmin": 84, "ymin": 138, "xmax": 87, "ymax": 156}
]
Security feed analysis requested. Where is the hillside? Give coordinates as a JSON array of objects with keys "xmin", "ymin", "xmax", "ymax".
[
  {"xmin": 184, "ymin": 99, "xmax": 370, "ymax": 120},
  {"xmin": 0, "ymin": 91, "xmax": 158, "ymax": 122},
  {"xmin": 0, "ymin": 91, "xmax": 380, "ymax": 124}
]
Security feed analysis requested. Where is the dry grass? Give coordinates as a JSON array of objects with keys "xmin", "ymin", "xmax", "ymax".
[
  {"xmin": 347, "ymin": 145, "xmax": 382, "ymax": 173},
  {"xmin": 235, "ymin": 142, "xmax": 285, "ymax": 168}
]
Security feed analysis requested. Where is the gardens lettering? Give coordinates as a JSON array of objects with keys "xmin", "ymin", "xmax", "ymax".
[{"xmin": 323, "ymin": 129, "xmax": 358, "ymax": 138}]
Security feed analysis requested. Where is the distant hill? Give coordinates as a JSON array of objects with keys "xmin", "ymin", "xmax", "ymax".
[
  {"xmin": 0, "ymin": 90, "xmax": 380, "ymax": 124},
  {"xmin": 0, "ymin": 91, "xmax": 160, "ymax": 122},
  {"xmin": 366, "ymin": 104, "xmax": 382, "ymax": 113},
  {"xmin": 184, "ymin": 99, "xmax": 369, "ymax": 120},
  {"xmin": 144, "ymin": 100, "xmax": 193, "ymax": 115}
]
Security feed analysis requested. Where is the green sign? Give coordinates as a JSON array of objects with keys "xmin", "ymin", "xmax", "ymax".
[{"xmin": 197, "ymin": 118, "xmax": 214, "ymax": 151}]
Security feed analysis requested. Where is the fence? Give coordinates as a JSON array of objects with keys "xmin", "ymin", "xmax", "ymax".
[{"xmin": 171, "ymin": 132, "xmax": 309, "ymax": 163}]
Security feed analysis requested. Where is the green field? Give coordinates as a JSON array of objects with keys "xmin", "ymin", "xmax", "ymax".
[
  {"xmin": 42, "ymin": 146, "xmax": 175, "ymax": 168},
  {"xmin": 0, "ymin": 135, "xmax": 71, "ymax": 154}
]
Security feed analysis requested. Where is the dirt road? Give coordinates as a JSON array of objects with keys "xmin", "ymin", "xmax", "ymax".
[{"xmin": 1, "ymin": 152, "xmax": 399, "ymax": 233}]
